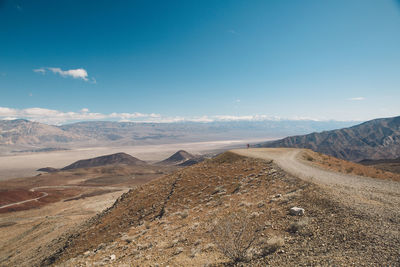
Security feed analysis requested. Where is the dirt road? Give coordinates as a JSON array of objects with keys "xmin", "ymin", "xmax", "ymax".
[
  {"xmin": 0, "ymin": 191, "xmax": 48, "ymax": 209},
  {"xmin": 233, "ymin": 148, "xmax": 400, "ymax": 219},
  {"xmin": 0, "ymin": 185, "xmax": 128, "ymax": 210}
]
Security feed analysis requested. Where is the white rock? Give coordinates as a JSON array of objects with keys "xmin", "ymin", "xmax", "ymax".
[
  {"xmin": 83, "ymin": 251, "xmax": 91, "ymax": 256},
  {"xmin": 289, "ymin": 207, "xmax": 305, "ymax": 216},
  {"xmin": 110, "ymin": 254, "xmax": 116, "ymax": 261}
]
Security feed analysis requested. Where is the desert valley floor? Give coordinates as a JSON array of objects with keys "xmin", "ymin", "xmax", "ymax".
[{"xmin": 0, "ymin": 146, "xmax": 399, "ymax": 266}]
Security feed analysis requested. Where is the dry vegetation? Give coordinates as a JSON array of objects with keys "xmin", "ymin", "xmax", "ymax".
[
  {"xmin": 34, "ymin": 152, "xmax": 400, "ymax": 266},
  {"xmin": 212, "ymin": 211, "xmax": 262, "ymax": 263},
  {"xmin": 301, "ymin": 149, "xmax": 400, "ymax": 182}
]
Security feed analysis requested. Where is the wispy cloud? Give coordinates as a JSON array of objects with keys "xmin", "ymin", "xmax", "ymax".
[
  {"xmin": 0, "ymin": 106, "xmax": 326, "ymax": 125},
  {"xmin": 348, "ymin": 97, "xmax": 365, "ymax": 101},
  {"xmin": 227, "ymin": 29, "xmax": 239, "ymax": 35},
  {"xmin": 33, "ymin": 68, "xmax": 46, "ymax": 74},
  {"xmin": 33, "ymin": 67, "xmax": 93, "ymax": 82},
  {"xmin": 0, "ymin": 107, "xmax": 160, "ymax": 125}
]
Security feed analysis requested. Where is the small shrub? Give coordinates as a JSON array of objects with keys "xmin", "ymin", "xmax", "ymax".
[
  {"xmin": 289, "ymin": 218, "xmax": 309, "ymax": 233},
  {"xmin": 211, "ymin": 212, "xmax": 262, "ymax": 263},
  {"xmin": 305, "ymin": 155, "xmax": 314, "ymax": 161},
  {"xmin": 258, "ymin": 236, "xmax": 284, "ymax": 255},
  {"xmin": 345, "ymin": 167, "xmax": 354, "ymax": 173},
  {"xmin": 268, "ymin": 236, "xmax": 284, "ymax": 250}
]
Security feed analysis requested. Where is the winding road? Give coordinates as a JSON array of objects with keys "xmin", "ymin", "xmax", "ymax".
[
  {"xmin": 0, "ymin": 185, "xmax": 128, "ymax": 210},
  {"xmin": 233, "ymin": 148, "xmax": 400, "ymax": 219},
  {"xmin": 0, "ymin": 190, "xmax": 48, "ymax": 209}
]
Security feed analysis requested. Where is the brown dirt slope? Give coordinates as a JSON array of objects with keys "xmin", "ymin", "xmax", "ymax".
[
  {"xmin": 302, "ymin": 149, "xmax": 400, "ymax": 182},
  {"xmin": 41, "ymin": 152, "xmax": 399, "ymax": 266}
]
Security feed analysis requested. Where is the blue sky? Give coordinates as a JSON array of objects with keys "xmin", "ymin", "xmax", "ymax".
[{"xmin": 0, "ymin": 0, "xmax": 399, "ymax": 124}]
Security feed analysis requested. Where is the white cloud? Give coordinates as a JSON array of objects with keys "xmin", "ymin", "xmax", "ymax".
[
  {"xmin": 48, "ymin": 67, "xmax": 89, "ymax": 81},
  {"xmin": 348, "ymin": 97, "xmax": 365, "ymax": 101},
  {"xmin": 33, "ymin": 67, "xmax": 91, "ymax": 82},
  {"xmin": 0, "ymin": 107, "xmax": 18, "ymax": 117},
  {"xmin": 0, "ymin": 107, "xmax": 163, "ymax": 125},
  {"xmin": 33, "ymin": 68, "xmax": 46, "ymax": 74},
  {"xmin": 0, "ymin": 106, "xmax": 330, "ymax": 125}
]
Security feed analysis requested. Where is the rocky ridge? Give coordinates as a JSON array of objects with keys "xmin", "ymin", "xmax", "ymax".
[
  {"xmin": 39, "ymin": 152, "xmax": 399, "ymax": 266},
  {"xmin": 259, "ymin": 116, "xmax": 400, "ymax": 162}
]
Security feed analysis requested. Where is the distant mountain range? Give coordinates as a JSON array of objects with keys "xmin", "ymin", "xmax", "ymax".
[
  {"xmin": 0, "ymin": 119, "xmax": 357, "ymax": 154},
  {"xmin": 258, "ymin": 116, "xmax": 400, "ymax": 162},
  {"xmin": 0, "ymin": 119, "xmax": 82, "ymax": 146}
]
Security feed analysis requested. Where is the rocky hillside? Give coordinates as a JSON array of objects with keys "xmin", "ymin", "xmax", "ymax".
[
  {"xmin": 61, "ymin": 153, "xmax": 147, "ymax": 170},
  {"xmin": 259, "ymin": 116, "xmax": 400, "ymax": 162},
  {"xmin": 40, "ymin": 152, "xmax": 399, "ymax": 266},
  {"xmin": 0, "ymin": 119, "xmax": 81, "ymax": 146}
]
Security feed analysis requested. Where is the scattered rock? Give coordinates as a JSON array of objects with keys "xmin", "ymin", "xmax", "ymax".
[
  {"xmin": 83, "ymin": 251, "xmax": 91, "ymax": 257},
  {"xmin": 289, "ymin": 207, "xmax": 305, "ymax": 216},
  {"xmin": 173, "ymin": 247, "xmax": 184, "ymax": 255}
]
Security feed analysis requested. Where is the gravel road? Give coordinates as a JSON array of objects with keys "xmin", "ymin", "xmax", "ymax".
[{"xmin": 233, "ymin": 148, "xmax": 400, "ymax": 220}]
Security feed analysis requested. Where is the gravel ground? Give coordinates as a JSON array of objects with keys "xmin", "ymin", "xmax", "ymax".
[
  {"xmin": 234, "ymin": 148, "xmax": 400, "ymax": 266},
  {"xmin": 234, "ymin": 148, "xmax": 400, "ymax": 219},
  {"xmin": 44, "ymin": 151, "xmax": 399, "ymax": 266}
]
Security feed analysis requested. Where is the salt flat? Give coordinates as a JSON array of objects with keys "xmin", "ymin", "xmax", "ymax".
[{"xmin": 0, "ymin": 138, "xmax": 271, "ymax": 181}]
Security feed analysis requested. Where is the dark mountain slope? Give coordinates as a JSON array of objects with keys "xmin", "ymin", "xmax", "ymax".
[
  {"xmin": 259, "ymin": 116, "xmax": 400, "ymax": 161},
  {"xmin": 61, "ymin": 152, "xmax": 147, "ymax": 170},
  {"xmin": 359, "ymin": 157, "xmax": 400, "ymax": 174},
  {"xmin": 157, "ymin": 150, "xmax": 197, "ymax": 165}
]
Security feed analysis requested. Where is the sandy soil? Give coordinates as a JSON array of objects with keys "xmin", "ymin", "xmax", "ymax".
[{"xmin": 0, "ymin": 139, "xmax": 267, "ymax": 181}]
